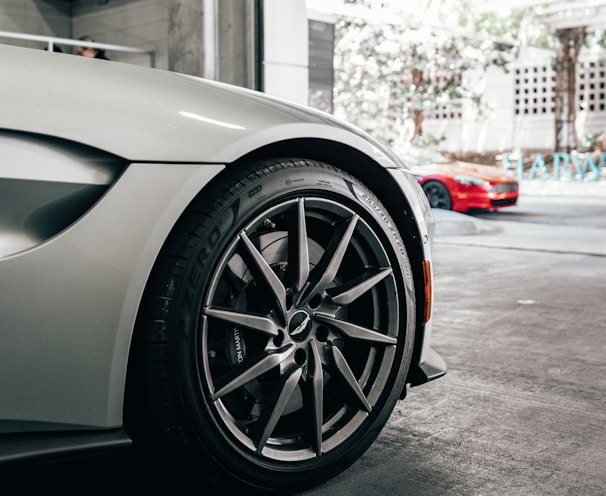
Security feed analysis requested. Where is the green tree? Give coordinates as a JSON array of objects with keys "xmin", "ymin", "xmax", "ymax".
[
  {"xmin": 333, "ymin": 1, "xmax": 524, "ymax": 147},
  {"xmin": 333, "ymin": 0, "xmax": 606, "ymax": 152},
  {"xmin": 484, "ymin": 2, "xmax": 606, "ymax": 152}
]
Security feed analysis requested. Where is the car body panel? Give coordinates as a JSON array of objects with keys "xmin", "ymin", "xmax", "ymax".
[
  {"xmin": 0, "ymin": 130, "xmax": 127, "ymax": 258},
  {"xmin": 0, "ymin": 44, "xmax": 444, "ymax": 438},
  {"xmin": 388, "ymin": 168, "xmax": 435, "ymax": 365},
  {"xmin": 0, "ymin": 161, "xmax": 223, "ymax": 432},
  {"xmin": 1, "ymin": 45, "xmax": 395, "ymax": 168}
]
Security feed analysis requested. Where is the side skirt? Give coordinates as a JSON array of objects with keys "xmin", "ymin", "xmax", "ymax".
[{"xmin": 0, "ymin": 429, "xmax": 132, "ymax": 468}]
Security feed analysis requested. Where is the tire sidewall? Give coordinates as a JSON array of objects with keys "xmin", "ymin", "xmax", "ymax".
[{"xmin": 423, "ymin": 179, "xmax": 452, "ymax": 210}]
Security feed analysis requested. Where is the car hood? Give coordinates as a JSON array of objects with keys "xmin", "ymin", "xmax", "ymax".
[
  {"xmin": 413, "ymin": 160, "xmax": 516, "ymax": 183},
  {"xmin": 0, "ymin": 44, "xmax": 399, "ymax": 166}
]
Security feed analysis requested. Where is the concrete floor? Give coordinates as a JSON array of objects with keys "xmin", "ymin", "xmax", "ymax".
[
  {"xmin": 301, "ymin": 197, "xmax": 606, "ymax": 496},
  {"xmin": 315, "ymin": 242, "xmax": 606, "ymax": 495}
]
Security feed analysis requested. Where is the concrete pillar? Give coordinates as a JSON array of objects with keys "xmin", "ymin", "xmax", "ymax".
[
  {"xmin": 217, "ymin": 0, "xmax": 258, "ymax": 89},
  {"xmin": 168, "ymin": 0, "xmax": 259, "ymax": 89},
  {"xmin": 263, "ymin": 0, "xmax": 308, "ymax": 104},
  {"xmin": 168, "ymin": 0, "xmax": 206, "ymax": 77},
  {"xmin": 168, "ymin": 0, "xmax": 310, "ymax": 100}
]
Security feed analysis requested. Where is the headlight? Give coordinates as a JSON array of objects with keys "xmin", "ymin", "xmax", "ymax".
[{"xmin": 454, "ymin": 175, "xmax": 489, "ymax": 187}]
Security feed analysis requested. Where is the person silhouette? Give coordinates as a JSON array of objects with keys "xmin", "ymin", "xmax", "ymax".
[{"xmin": 75, "ymin": 35, "xmax": 109, "ymax": 60}]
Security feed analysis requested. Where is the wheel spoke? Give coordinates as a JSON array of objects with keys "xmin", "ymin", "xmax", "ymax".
[
  {"xmin": 291, "ymin": 198, "xmax": 310, "ymax": 292},
  {"xmin": 205, "ymin": 307, "xmax": 279, "ymax": 337},
  {"xmin": 253, "ymin": 366, "xmax": 303, "ymax": 453},
  {"xmin": 210, "ymin": 345, "xmax": 295, "ymax": 401},
  {"xmin": 300, "ymin": 214, "xmax": 359, "ymax": 304},
  {"xmin": 316, "ymin": 314, "xmax": 397, "ymax": 345},
  {"xmin": 239, "ymin": 231, "xmax": 288, "ymax": 322},
  {"xmin": 330, "ymin": 345, "xmax": 372, "ymax": 413},
  {"xmin": 326, "ymin": 267, "xmax": 393, "ymax": 305},
  {"xmin": 306, "ymin": 339, "xmax": 324, "ymax": 455}
]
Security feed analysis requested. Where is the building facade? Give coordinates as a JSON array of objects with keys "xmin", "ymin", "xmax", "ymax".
[{"xmin": 2, "ymin": 0, "xmax": 606, "ymax": 154}]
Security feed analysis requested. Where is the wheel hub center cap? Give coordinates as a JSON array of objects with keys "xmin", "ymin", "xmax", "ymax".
[{"xmin": 288, "ymin": 310, "xmax": 312, "ymax": 341}]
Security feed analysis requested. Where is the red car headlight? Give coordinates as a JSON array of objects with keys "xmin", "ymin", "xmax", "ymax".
[{"xmin": 454, "ymin": 175, "xmax": 490, "ymax": 187}]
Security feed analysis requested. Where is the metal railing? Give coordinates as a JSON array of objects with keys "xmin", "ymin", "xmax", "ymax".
[{"xmin": 0, "ymin": 30, "xmax": 156, "ymax": 67}]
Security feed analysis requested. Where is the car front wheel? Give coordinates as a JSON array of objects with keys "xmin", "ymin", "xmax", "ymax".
[
  {"xmin": 422, "ymin": 180, "xmax": 452, "ymax": 209},
  {"xmin": 132, "ymin": 158, "xmax": 416, "ymax": 493}
]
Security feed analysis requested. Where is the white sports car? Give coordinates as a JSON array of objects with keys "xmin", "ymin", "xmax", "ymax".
[{"xmin": 0, "ymin": 44, "xmax": 445, "ymax": 493}]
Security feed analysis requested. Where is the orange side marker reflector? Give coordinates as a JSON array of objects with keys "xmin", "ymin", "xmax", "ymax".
[{"xmin": 422, "ymin": 260, "xmax": 432, "ymax": 324}]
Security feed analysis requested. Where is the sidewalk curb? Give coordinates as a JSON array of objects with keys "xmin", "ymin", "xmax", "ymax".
[
  {"xmin": 519, "ymin": 181, "xmax": 606, "ymax": 197},
  {"xmin": 433, "ymin": 185, "xmax": 606, "ymax": 237},
  {"xmin": 432, "ymin": 209, "xmax": 501, "ymax": 237}
]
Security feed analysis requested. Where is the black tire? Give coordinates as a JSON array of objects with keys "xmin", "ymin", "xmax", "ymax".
[
  {"xmin": 133, "ymin": 158, "xmax": 416, "ymax": 493},
  {"xmin": 422, "ymin": 180, "xmax": 452, "ymax": 209}
]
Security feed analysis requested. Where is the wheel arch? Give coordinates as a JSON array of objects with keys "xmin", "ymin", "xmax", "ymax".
[
  {"xmin": 124, "ymin": 156, "xmax": 426, "ymax": 490},
  {"xmin": 124, "ymin": 138, "xmax": 431, "ymax": 427},
  {"xmin": 230, "ymin": 138, "xmax": 430, "ymax": 386}
]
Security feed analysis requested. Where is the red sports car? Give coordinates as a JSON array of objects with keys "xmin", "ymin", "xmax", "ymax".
[{"xmin": 398, "ymin": 146, "xmax": 519, "ymax": 212}]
